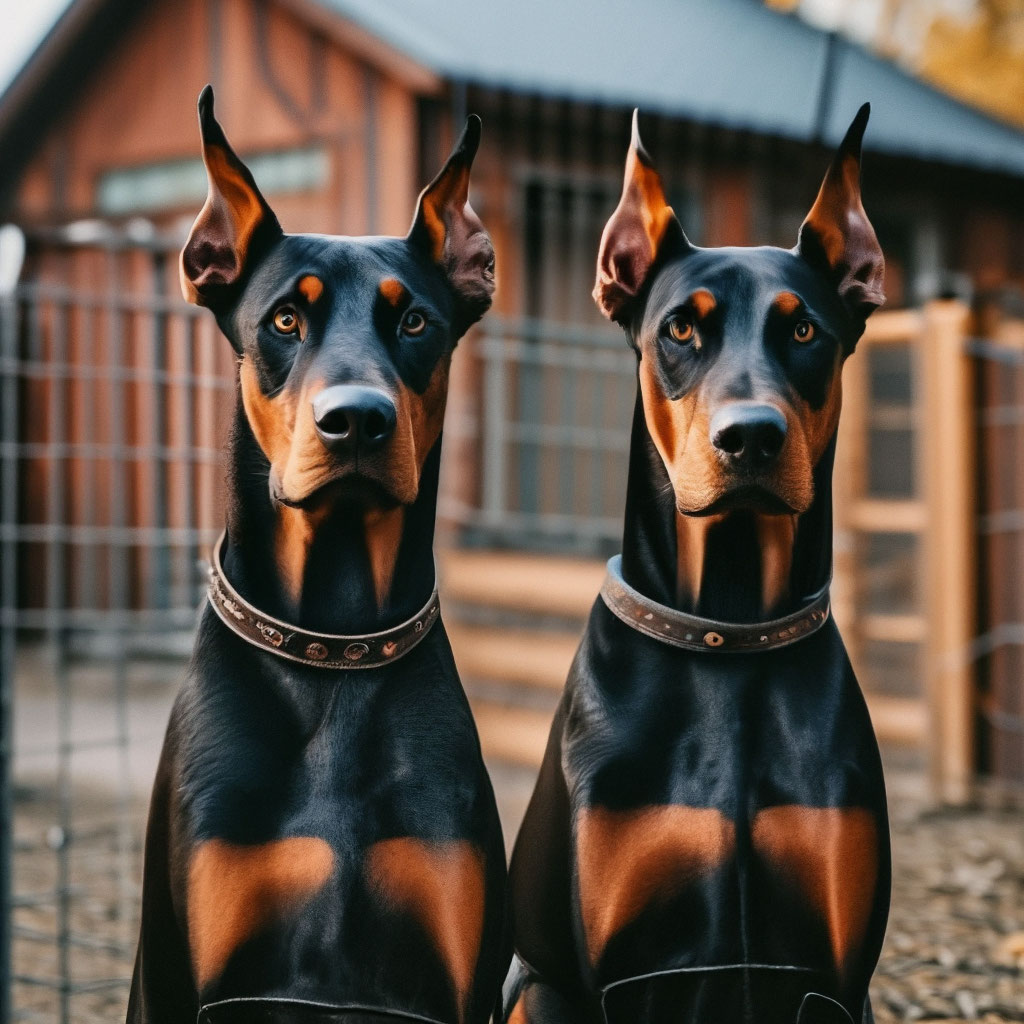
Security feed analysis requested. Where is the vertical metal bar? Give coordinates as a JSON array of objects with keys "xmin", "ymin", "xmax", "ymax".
[
  {"xmin": 150, "ymin": 251, "xmax": 170, "ymax": 610},
  {"xmin": 482, "ymin": 334, "xmax": 507, "ymax": 526},
  {"xmin": 363, "ymin": 66, "xmax": 378, "ymax": 235},
  {"xmin": 44, "ymin": 264, "xmax": 72, "ymax": 1024},
  {"xmin": 79, "ymin": 289, "xmax": 99, "ymax": 612},
  {"xmin": 180, "ymin": 315, "xmax": 197, "ymax": 610},
  {"xmin": 108, "ymin": 245, "xmax": 133, "ymax": 931},
  {"xmin": 0, "ymin": 225, "xmax": 26, "ymax": 1024}
]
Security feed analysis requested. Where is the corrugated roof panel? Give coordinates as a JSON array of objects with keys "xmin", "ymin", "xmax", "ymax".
[
  {"xmin": 826, "ymin": 40, "xmax": 1024, "ymax": 176},
  {"xmin": 323, "ymin": 0, "xmax": 1024, "ymax": 177},
  {"xmin": 324, "ymin": 0, "xmax": 831, "ymax": 137}
]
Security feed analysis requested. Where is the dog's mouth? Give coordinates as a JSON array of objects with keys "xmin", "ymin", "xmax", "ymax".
[
  {"xmin": 271, "ymin": 468, "xmax": 402, "ymax": 511},
  {"xmin": 681, "ymin": 484, "xmax": 801, "ymax": 517}
]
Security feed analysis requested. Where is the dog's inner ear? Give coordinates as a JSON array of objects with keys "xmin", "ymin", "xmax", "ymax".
[
  {"xmin": 181, "ymin": 86, "xmax": 282, "ymax": 309},
  {"xmin": 797, "ymin": 103, "xmax": 885, "ymax": 330},
  {"xmin": 408, "ymin": 115, "xmax": 495, "ymax": 326},
  {"xmin": 594, "ymin": 110, "xmax": 687, "ymax": 325}
]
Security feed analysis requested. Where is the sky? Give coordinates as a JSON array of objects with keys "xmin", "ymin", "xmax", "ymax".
[{"xmin": 0, "ymin": 0, "xmax": 72, "ymax": 97}]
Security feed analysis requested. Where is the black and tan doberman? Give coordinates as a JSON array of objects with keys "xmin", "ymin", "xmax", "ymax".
[
  {"xmin": 127, "ymin": 87, "xmax": 508, "ymax": 1024},
  {"xmin": 504, "ymin": 106, "xmax": 890, "ymax": 1024}
]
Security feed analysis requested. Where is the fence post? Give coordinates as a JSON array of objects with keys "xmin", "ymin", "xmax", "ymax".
[
  {"xmin": 0, "ymin": 225, "xmax": 25, "ymax": 1024},
  {"xmin": 919, "ymin": 299, "xmax": 976, "ymax": 804}
]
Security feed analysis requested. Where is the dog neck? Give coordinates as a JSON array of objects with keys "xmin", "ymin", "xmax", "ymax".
[
  {"xmin": 221, "ymin": 404, "xmax": 439, "ymax": 635},
  {"xmin": 619, "ymin": 396, "xmax": 834, "ymax": 622}
]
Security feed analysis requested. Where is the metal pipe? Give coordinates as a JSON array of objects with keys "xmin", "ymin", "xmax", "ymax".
[{"xmin": 0, "ymin": 223, "xmax": 26, "ymax": 1024}]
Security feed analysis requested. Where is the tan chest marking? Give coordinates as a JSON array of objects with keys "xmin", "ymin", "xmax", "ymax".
[
  {"xmin": 187, "ymin": 837, "xmax": 334, "ymax": 989},
  {"xmin": 752, "ymin": 805, "xmax": 878, "ymax": 977},
  {"xmin": 363, "ymin": 506, "xmax": 406, "ymax": 612},
  {"xmin": 274, "ymin": 505, "xmax": 320, "ymax": 610},
  {"xmin": 576, "ymin": 805, "xmax": 736, "ymax": 964},
  {"xmin": 755, "ymin": 513, "xmax": 797, "ymax": 616},
  {"xmin": 366, "ymin": 838, "xmax": 486, "ymax": 1018}
]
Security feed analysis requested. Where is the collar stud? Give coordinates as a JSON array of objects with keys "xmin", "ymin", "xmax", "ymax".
[
  {"xmin": 600, "ymin": 555, "xmax": 830, "ymax": 654},
  {"xmin": 206, "ymin": 531, "xmax": 440, "ymax": 669}
]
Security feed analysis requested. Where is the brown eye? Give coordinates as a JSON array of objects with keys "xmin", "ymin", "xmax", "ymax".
[
  {"xmin": 794, "ymin": 319, "xmax": 815, "ymax": 343},
  {"xmin": 272, "ymin": 306, "xmax": 299, "ymax": 335},
  {"xmin": 667, "ymin": 315, "xmax": 694, "ymax": 343},
  {"xmin": 401, "ymin": 310, "xmax": 427, "ymax": 336}
]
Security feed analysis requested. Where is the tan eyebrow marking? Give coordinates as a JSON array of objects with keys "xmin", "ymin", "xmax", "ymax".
[
  {"xmin": 774, "ymin": 291, "xmax": 803, "ymax": 316},
  {"xmin": 379, "ymin": 277, "xmax": 408, "ymax": 307},
  {"xmin": 689, "ymin": 289, "xmax": 716, "ymax": 319},
  {"xmin": 298, "ymin": 275, "xmax": 324, "ymax": 304}
]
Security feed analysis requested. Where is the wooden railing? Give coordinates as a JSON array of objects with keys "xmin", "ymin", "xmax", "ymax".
[{"xmin": 834, "ymin": 301, "xmax": 975, "ymax": 803}]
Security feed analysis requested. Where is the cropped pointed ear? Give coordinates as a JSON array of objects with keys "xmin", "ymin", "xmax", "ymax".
[
  {"xmin": 180, "ymin": 86, "xmax": 282, "ymax": 308},
  {"xmin": 408, "ymin": 114, "xmax": 495, "ymax": 327},
  {"xmin": 797, "ymin": 103, "xmax": 885, "ymax": 331},
  {"xmin": 594, "ymin": 110, "xmax": 689, "ymax": 324}
]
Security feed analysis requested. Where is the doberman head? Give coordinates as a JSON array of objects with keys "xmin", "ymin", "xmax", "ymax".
[
  {"xmin": 595, "ymin": 106, "xmax": 885, "ymax": 620},
  {"xmin": 181, "ymin": 87, "xmax": 494, "ymax": 630}
]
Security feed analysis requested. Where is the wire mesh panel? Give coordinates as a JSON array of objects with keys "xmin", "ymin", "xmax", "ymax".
[
  {"xmin": 0, "ymin": 223, "xmax": 234, "ymax": 1022},
  {"xmin": 973, "ymin": 333, "xmax": 1024, "ymax": 786},
  {"xmin": 466, "ymin": 317, "xmax": 635, "ymax": 553}
]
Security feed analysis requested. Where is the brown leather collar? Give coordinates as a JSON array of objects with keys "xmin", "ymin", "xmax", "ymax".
[
  {"xmin": 600, "ymin": 555, "xmax": 830, "ymax": 653},
  {"xmin": 207, "ymin": 531, "xmax": 440, "ymax": 669}
]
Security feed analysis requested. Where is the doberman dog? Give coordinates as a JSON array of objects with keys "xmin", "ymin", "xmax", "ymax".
[
  {"xmin": 127, "ymin": 88, "xmax": 508, "ymax": 1024},
  {"xmin": 503, "ymin": 106, "xmax": 890, "ymax": 1024}
]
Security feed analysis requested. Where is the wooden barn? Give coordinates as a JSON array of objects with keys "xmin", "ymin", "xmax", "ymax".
[{"xmin": 2, "ymin": 0, "xmax": 1024, "ymax": 792}]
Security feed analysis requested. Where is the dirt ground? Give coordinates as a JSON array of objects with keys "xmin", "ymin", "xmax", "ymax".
[{"xmin": 9, "ymin": 765, "xmax": 1023, "ymax": 1023}]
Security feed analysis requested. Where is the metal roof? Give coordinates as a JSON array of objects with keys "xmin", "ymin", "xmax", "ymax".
[
  {"xmin": 323, "ymin": 0, "xmax": 1024, "ymax": 178},
  {"xmin": 3, "ymin": 0, "xmax": 1024, "ymax": 189}
]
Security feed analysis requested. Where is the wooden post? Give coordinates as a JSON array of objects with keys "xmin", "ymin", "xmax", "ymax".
[
  {"xmin": 919, "ymin": 300, "xmax": 976, "ymax": 804},
  {"xmin": 832, "ymin": 343, "xmax": 867, "ymax": 659}
]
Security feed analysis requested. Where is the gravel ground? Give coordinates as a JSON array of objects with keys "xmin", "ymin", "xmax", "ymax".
[
  {"xmin": 10, "ymin": 771, "xmax": 1021, "ymax": 1024},
  {"xmin": 873, "ymin": 796, "xmax": 1023, "ymax": 1023}
]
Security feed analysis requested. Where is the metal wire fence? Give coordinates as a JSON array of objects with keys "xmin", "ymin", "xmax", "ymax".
[
  {"xmin": 1, "ymin": 221, "xmax": 1021, "ymax": 1023},
  {"xmin": 0, "ymin": 223, "xmax": 233, "ymax": 1023}
]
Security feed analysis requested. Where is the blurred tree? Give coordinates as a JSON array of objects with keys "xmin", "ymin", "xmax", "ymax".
[
  {"xmin": 920, "ymin": 0, "xmax": 1024, "ymax": 128},
  {"xmin": 766, "ymin": 0, "xmax": 1024, "ymax": 128}
]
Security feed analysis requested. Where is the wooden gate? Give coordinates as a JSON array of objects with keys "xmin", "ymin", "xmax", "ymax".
[{"xmin": 834, "ymin": 301, "xmax": 975, "ymax": 803}]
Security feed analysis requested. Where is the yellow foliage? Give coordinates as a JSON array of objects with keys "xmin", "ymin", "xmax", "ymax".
[{"xmin": 920, "ymin": 6, "xmax": 1024, "ymax": 129}]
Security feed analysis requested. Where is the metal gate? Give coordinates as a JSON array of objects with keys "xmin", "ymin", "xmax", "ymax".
[{"xmin": 0, "ymin": 222, "xmax": 234, "ymax": 1022}]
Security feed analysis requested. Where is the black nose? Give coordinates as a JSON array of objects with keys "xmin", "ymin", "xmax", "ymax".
[
  {"xmin": 313, "ymin": 385, "xmax": 397, "ymax": 453},
  {"xmin": 710, "ymin": 403, "xmax": 788, "ymax": 467}
]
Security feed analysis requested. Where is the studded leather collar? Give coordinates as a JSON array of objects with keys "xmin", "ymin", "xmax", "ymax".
[
  {"xmin": 207, "ymin": 531, "xmax": 440, "ymax": 669},
  {"xmin": 600, "ymin": 554, "xmax": 830, "ymax": 653}
]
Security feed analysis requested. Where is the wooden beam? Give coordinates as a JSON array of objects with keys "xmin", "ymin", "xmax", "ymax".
[
  {"xmin": 919, "ymin": 300, "xmax": 975, "ymax": 804},
  {"xmin": 440, "ymin": 548, "xmax": 604, "ymax": 619},
  {"xmin": 274, "ymin": 0, "xmax": 443, "ymax": 95},
  {"xmin": 861, "ymin": 613, "xmax": 926, "ymax": 645},
  {"xmin": 848, "ymin": 499, "xmax": 926, "ymax": 534},
  {"xmin": 861, "ymin": 309, "xmax": 923, "ymax": 346},
  {"xmin": 448, "ymin": 623, "xmax": 578, "ymax": 692},
  {"xmin": 865, "ymin": 694, "xmax": 927, "ymax": 746},
  {"xmin": 472, "ymin": 703, "xmax": 552, "ymax": 768}
]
